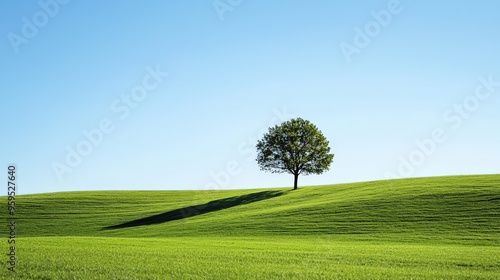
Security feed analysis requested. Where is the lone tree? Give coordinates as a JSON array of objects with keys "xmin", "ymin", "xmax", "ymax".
[{"xmin": 256, "ymin": 118, "xmax": 334, "ymax": 190}]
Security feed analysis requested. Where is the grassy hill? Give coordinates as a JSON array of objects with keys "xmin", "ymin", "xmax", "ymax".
[
  {"xmin": 2, "ymin": 174, "xmax": 499, "ymax": 279},
  {"xmin": 10, "ymin": 174, "xmax": 500, "ymax": 244}
]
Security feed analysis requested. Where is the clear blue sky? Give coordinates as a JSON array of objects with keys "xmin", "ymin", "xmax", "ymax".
[{"xmin": 1, "ymin": 1, "xmax": 499, "ymax": 194}]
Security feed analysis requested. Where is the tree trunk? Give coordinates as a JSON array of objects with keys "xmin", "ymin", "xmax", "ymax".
[{"xmin": 293, "ymin": 173, "xmax": 299, "ymax": 190}]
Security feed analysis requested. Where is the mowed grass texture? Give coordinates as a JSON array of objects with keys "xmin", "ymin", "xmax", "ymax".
[
  {"xmin": 14, "ymin": 237, "xmax": 500, "ymax": 279},
  {"xmin": 1, "ymin": 174, "xmax": 499, "ymax": 279}
]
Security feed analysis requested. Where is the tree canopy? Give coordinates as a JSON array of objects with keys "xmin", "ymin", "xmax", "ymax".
[{"xmin": 256, "ymin": 118, "xmax": 334, "ymax": 190}]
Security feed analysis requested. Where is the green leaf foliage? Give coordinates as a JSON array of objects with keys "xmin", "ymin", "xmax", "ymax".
[{"xmin": 256, "ymin": 118, "xmax": 334, "ymax": 188}]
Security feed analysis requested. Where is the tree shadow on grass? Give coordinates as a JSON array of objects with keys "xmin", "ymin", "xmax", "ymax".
[{"xmin": 103, "ymin": 190, "xmax": 285, "ymax": 230}]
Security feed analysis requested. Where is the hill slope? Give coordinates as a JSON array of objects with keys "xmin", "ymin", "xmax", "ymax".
[{"xmin": 7, "ymin": 174, "xmax": 500, "ymax": 244}]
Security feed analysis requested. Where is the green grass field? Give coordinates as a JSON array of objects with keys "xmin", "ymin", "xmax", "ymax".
[{"xmin": 2, "ymin": 174, "xmax": 499, "ymax": 279}]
